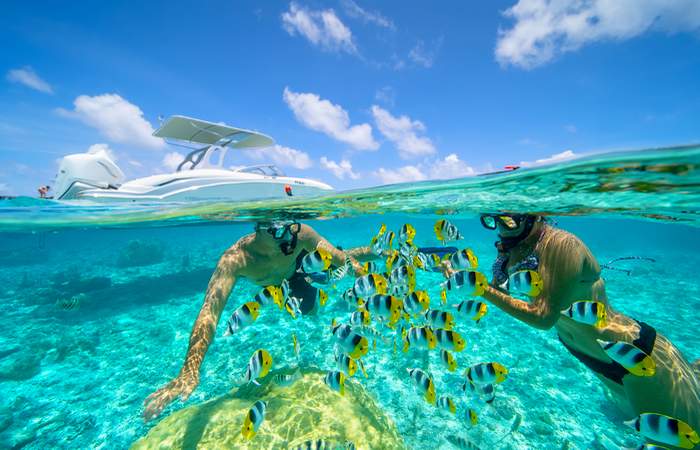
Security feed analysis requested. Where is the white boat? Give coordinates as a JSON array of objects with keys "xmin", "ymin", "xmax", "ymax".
[{"xmin": 53, "ymin": 115, "xmax": 333, "ymax": 202}]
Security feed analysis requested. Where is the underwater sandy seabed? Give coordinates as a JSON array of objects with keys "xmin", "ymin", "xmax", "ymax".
[{"xmin": 0, "ymin": 215, "xmax": 698, "ymax": 449}]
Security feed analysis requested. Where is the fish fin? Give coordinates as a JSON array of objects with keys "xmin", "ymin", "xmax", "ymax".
[
  {"xmin": 252, "ymin": 379, "xmax": 261, "ymax": 386},
  {"xmin": 622, "ymin": 418, "xmax": 636, "ymax": 428},
  {"xmin": 595, "ymin": 338, "xmax": 609, "ymax": 348},
  {"xmin": 359, "ymin": 360, "xmax": 368, "ymax": 378}
]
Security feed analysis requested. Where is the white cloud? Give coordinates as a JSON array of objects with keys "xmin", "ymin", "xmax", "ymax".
[
  {"xmin": 128, "ymin": 160, "xmax": 143, "ymax": 168},
  {"xmin": 407, "ymin": 38, "xmax": 443, "ymax": 68},
  {"xmin": 496, "ymin": 0, "xmax": 700, "ymax": 69},
  {"xmin": 57, "ymin": 94, "xmax": 164, "ymax": 150},
  {"xmin": 342, "ymin": 0, "xmax": 395, "ymax": 30},
  {"xmin": 428, "ymin": 153, "xmax": 477, "ymax": 179},
  {"xmin": 0, "ymin": 183, "xmax": 10, "ymax": 195},
  {"xmin": 6, "ymin": 67, "xmax": 53, "ymax": 94},
  {"xmin": 375, "ymin": 165, "xmax": 427, "ymax": 184},
  {"xmin": 374, "ymin": 86, "xmax": 396, "ymax": 106},
  {"xmin": 565, "ymin": 124, "xmax": 577, "ymax": 133},
  {"xmin": 520, "ymin": 149, "xmax": 578, "ymax": 167},
  {"xmin": 162, "ymin": 152, "xmax": 185, "ymax": 172},
  {"xmin": 371, "ymin": 106, "xmax": 435, "ymax": 159},
  {"xmin": 282, "ymin": 2, "xmax": 357, "ymax": 54},
  {"xmin": 283, "ymin": 87, "xmax": 378, "ymax": 150},
  {"xmin": 244, "ymin": 144, "xmax": 313, "ymax": 169},
  {"xmin": 376, "ymin": 153, "xmax": 478, "ymax": 184},
  {"xmin": 86, "ymin": 143, "xmax": 117, "ymax": 162},
  {"xmin": 320, "ymin": 156, "xmax": 359, "ymax": 180}
]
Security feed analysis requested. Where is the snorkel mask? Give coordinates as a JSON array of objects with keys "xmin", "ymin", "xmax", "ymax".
[
  {"xmin": 480, "ymin": 214, "xmax": 538, "ymax": 251},
  {"xmin": 255, "ymin": 220, "xmax": 301, "ymax": 255}
]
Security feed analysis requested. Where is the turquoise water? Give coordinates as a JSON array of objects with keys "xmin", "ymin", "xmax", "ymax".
[{"xmin": 0, "ymin": 146, "xmax": 699, "ymax": 449}]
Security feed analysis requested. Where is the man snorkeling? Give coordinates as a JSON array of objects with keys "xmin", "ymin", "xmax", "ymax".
[
  {"xmin": 143, "ymin": 220, "xmax": 370, "ymax": 421},
  {"xmin": 444, "ymin": 213, "xmax": 700, "ymax": 439}
]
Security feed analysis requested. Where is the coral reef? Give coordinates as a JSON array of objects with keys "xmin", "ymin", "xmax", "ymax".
[{"xmin": 131, "ymin": 367, "xmax": 405, "ymax": 450}]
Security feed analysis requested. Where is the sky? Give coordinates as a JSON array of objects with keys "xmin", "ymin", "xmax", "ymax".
[{"xmin": 1, "ymin": 0, "xmax": 700, "ymax": 196}]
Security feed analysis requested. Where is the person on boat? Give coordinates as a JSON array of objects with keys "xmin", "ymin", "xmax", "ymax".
[
  {"xmin": 143, "ymin": 220, "xmax": 372, "ymax": 421},
  {"xmin": 444, "ymin": 214, "xmax": 700, "ymax": 434},
  {"xmin": 37, "ymin": 185, "xmax": 50, "ymax": 198}
]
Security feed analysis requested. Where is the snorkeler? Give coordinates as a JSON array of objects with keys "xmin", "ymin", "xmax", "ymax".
[
  {"xmin": 444, "ymin": 214, "xmax": 700, "ymax": 440},
  {"xmin": 143, "ymin": 220, "xmax": 371, "ymax": 421}
]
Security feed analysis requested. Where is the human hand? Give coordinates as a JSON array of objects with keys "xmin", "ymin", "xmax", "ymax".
[
  {"xmin": 143, "ymin": 370, "xmax": 199, "ymax": 421},
  {"xmin": 440, "ymin": 260, "xmax": 456, "ymax": 279},
  {"xmin": 351, "ymin": 258, "xmax": 366, "ymax": 277}
]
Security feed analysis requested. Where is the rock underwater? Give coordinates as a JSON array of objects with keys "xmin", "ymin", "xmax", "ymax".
[{"xmin": 132, "ymin": 367, "xmax": 406, "ymax": 450}]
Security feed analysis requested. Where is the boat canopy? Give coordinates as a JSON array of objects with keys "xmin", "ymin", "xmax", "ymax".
[{"xmin": 153, "ymin": 115, "xmax": 274, "ymax": 149}]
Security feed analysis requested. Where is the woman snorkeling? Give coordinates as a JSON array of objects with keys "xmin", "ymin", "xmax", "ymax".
[{"xmin": 445, "ymin": 214, "xmax": 700, "ymax": 447}]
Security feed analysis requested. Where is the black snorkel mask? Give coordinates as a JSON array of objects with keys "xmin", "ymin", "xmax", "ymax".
[
  {"xmin": 255, "ymin": 221, "xmax": 301, "ymax": 255},
  {"xmin": 480, "ymin": 214, "xmax": 538, "ymax": 252}
]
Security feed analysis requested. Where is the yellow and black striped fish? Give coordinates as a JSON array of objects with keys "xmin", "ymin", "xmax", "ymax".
[
  {"xmin": 407, "ymin": 368, "xmax": 436, "ymax": 404},
  {"xmin": 465, "ymin": 362, "xmax": 508, "ymax": 385},
  {"xmin": 597, "ymin": 339, "xmax": 656, "ymax": 376},
  {"xmin": 434, "ymin": 219, "xmax": 464, "ymax": 243},
  {"xmin": 440, "ymin": 349, "xmax": 457, "ymax": 372},
  {"xmin": 448, "ymin": 248, "xmax": 478, "ymax": 270},
  {"xmin": 437, "ymin": 395, "xmax": 456, "ymax": 414},
  {"xmin": 466, "ymin": 408, "xmax": 478, "ymax": 426},
  {"xmin": 298, "ymin": 248, "xmax": 333, "ymax": 274},
  {"xmin": 324, "ymin": 370, "xmax": 346, "ymax": 396},
  {"xmin": 224, "ymin": 301, "xmax": 260, "ymax": 336},
  {"xmin": 243, "ymin": 349, "xmax": 273, "ymax": 385},
  {"xmin": 508, "ymin": 270, "xmax": 543, "ymax": 298},
  {"xmin": 625, "ymin": 413, "xmax": 699, "ymax": 449},
  {"xmin": 254, "ymin": 285, "xmax": 284, "ymax": 309},
  {"xmin": 399, "ymin": 223, "xmax": 416, "ymax": 246},
  {"xmin": 330, "ymin": 320, "xmax": 369, "ymax": 359},
  {"xmin": 561, "ymin": 301, "xmax": 607, "ymax": 328},
  {"xmin": 361, "ymin": 294, "xmax": 403, "ymax": 325},
  {"xmin": 353, "ymin": 273, "xmax": 388, "ymax": 297},
  {"xmin": 241, "ymin": 400, "xmax": 267, "ymax": 440},
  {"xmin": 454, "ymin": 299, "xmax": 488, "ymax": 324},
  {"xmin": 404, "ymin": 290, "xmax": 430, "ymax": 316},
  {"xmin": 402, "ymin": 326, "xmax": 437, "ymax": 352},
  {"xmin": 335, "ymin": 353, "xmax": 358, "ymax": 377},
  {"xmin": 363, "ymin": 261, "xmax": 380, "ymax": 273},
  {"xmin": 425, "ymin": 309, "xmax": 455, "ymax": 331},
  {"xmin": 434, "ymin": 328, "xmax": 466, "ymax": 352},
  {"xmin": 442, "ymin": 270, "xmax": 488, "ymax": 297}
]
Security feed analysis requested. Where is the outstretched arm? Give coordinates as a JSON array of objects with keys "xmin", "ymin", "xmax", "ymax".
[
  {"xmin": 298, "ymin": 224, "xmax": 366, "ymax": 275},
  {"xmin": 345, "ymin": 246, "xmax": 380, "ymax": 263},
  {"xmin": 481, "ymin": 286, "xmax": 560, "ymax": 330},
  {"xmin": 143, "ymin": 246, "xmax": 245, "ymax": 420}
]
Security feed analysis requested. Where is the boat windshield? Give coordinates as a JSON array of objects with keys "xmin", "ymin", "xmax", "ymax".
[{"xmin": 234, "ymin": 165, "xmax": 285, "ymax": 177}]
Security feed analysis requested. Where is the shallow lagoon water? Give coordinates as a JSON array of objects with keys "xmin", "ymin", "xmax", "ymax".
[{"xmin": 1, "ymin": 146, "xmax": 699, "ymax": 449}]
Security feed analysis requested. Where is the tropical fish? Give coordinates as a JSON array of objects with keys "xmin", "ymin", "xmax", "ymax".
[
  {"xmin": 407, "ymin": 368, "xmax": 436, "ymax": 404},
  {"xmin": 404, "ymin": 290, "xmax": 431, "ymax": 316},
  {"xmin": 437, "ymin": 395, "xmax": 456, "ymax": 414},
  {"xmin": 56, "ymin": 293, "xmax": 84, "ymax": 310},
  {"xmin": 466, "ymin": 408, "xmax": 478, "ymax": 426},
  {"xmin": 254, "ymin": 285, "xmax": 284, "ymax": 309},
  {"xmin": 330, "ymin": 256, "xmax": 353, "ymax": 281},
  {"xmin": 353, "ymin": 273, "xmax": 388, "ymax": 297},
  {"xmin": 330, "ymin": 320, "xmax": 369, "ymax": 359},
  {"xmin": 414, "ymin": 252, "xmax": 441, "ymax": 271},
  {"xmin": 273, "ymin": 369, "xmax": 301, "ymax": 387},
  {"xmin": 349, "ymin": 308, "xmax": 371, "ymax": 327},
  {"xmin": 624, "ymin": 413, "xmax": 699, "ymax": 449},
  {"xmin": 285, "ymin": 296, "xmax": 303, "ymax": 319},
  {"xmin": 398, "ymin": 242, "xmax": 418, "ymax": 265},
  {"xmin": 508, "ymin": 270, "xmax": 543, "ymax": 298},
  {"xmin": 442, "ymin": 270, "xmax": 488, "ymax": 297},
  {"xmin": 371, "ymin": 227, "xmax": 395, "ymax": 256},
  {"xmin": 292, "ymin": 333, "xmax": 301, "ymax": 358},
  {"xmin": 385, "ymin": 250, "xmax": 400, "ymax": 271},
  {"xmin": 625, "ymin": 445, "xmax": 670, "ymax": 450},
  {"xmin": 324, "ymin": 370, "xmax": 346, "ymax": 395},
  {"xmin": 402, "ymin": 326, "xmax": 437, "ymax": 352},
  {"xmin": 298, "ymin": 248, "xmax": 333, "ymax": 274},
  {"xmin": 399, "ymin": 223, "xmax": 416, "ymax": 246},
  {"xmin": 341, "ymin": 288, "xmax": 359, "ymax": 306},
  {"xmin": 388, "ymin": 264, "xmax": 416, "ymax": 293},
  {"xmin": 241, "ymin": 400, "xmax": 267, "ymax": 440},
  {"xmin": 449, "ymin": 249, "xmax": 478, "ymax": 270},
  {"xmin": 292, "ymin": 440, "xmax": 356, "ymax": 450},
  {"xmin": 243, "ymin": 349, "xmax": 273, "ymax": 385},
  {"xmin": 462, "ymin": 380, "xmax": 496, "ymax": 404},
  {"xmin": 280, "ymin": 279, "xmax": 291, "ymax": 301},
  {"xmin": 434, "ymin": 219, "xmax": 464, "ymax": 244},
  {"xmin": 445, "ymin": 435, "xmax": 481, "ymax": 449},
  {"xmin": 315, "ymin": 288, "xmax": 329, "ymax": 308},
  {"xmin": 465, "ymin": 362, "xmax": 509, "ymax": 385},
  {"xmin": 596, "ymin": 339, "xmax": 656, "ymax": 376},
  {"xmin": 425, "ymin": 309, "xmax": 456, "ymax": 331},
  {"xmin": 363, "ymin": 261, "xmax": 379, "ymax": 273},
  {"xmin": 361, "ymin": 294, "xmax": 404, "ymax": 325},
  {"xmin": 440, "ymin": 349, "xmax": 457, "ymax": 372},
  {"xmin": 224, "ymin": 301, "xmax": 260, "ymax": 336},
  {"xmin": 335, "ymin": 352, "xmax": 358, "ymax": 377},
  {"xmin": 561, "ymin": 301, "xmax": 608, "ymax": 328},
  {"xmin": 454, "ymin": 299, "xmax": 488, "ymax": 324},
  {"xmin": 434, "ymin": 328, "xmax": 466, "ymax": 352}
]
